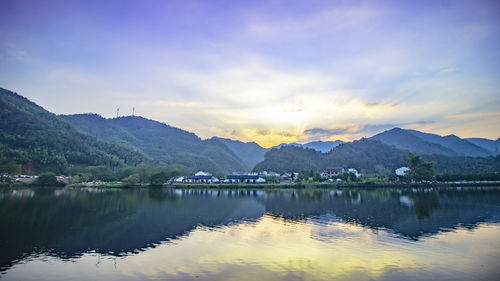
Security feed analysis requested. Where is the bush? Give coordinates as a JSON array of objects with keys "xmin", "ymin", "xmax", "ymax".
[{"xmin": 35, "ymin": 172, "xmax": 59, "ymax": 186}]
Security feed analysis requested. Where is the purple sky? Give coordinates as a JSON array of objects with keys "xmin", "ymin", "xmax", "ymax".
[{"xmin": 1, "ymin": 0, "xmax": 499, "ymax": 147}]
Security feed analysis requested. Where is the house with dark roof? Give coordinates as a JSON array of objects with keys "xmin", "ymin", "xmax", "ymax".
[
  {"xmin": 321, "ymin": 167, "xmax": 345, "ymax": 178},
  {"xmin": 183, "ymin": 175, "xmax": 219, "ymax": 183},
  {"xmin": 225, "ymin": 174, "xmax": 263, "ymax": 183}
]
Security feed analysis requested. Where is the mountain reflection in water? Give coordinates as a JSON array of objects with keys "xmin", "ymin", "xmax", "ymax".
[{"xmin": 0, "ymin": 187, "xmax": 499, "ymax": 280}]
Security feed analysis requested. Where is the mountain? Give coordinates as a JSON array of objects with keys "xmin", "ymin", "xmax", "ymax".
[
  {"xmin": 270, "ymin": 141, "xmax": 344, "ymax": 153},
  {"xmin": 271, "ymin": 143, "xmax": 302, "ymax": 149},
  {"xmin": 302, "ymin": 140, "xmax": 345, "ymax": 153},
  {"xmin": 370, "ymin": 128, "xmax": 493, "ymax": 157},
  {"xmin": 253, "ymin": 138, "xmax": 500, "ymax": 174},
  {"xmin": 370, "ymin": 128, "xmax": 459, "ymax": 156},
  {"xmin": 208, "ymin": 139, "xmax": 346, "ymax": 170},
  {"xmin": 61, "ymin": 114, "xmax": 248, "ymax": 174},
  {"xmin": 465, "ymin": 138, "xmax": 500, "ymax": 155},
  {"xmin": 405, "ymin": 129, "xmax": 491, "ymax": 157},
  {"xmin": 254, "ymin": 139, "xmax": 407, "ymax": 174},
  {"xmin": 210, "ymin": 137, "xmax": 267, "ymax": 169},
  {"xmin": 0, "ymin": 88, "xmax": 149, "ymax": 173}
]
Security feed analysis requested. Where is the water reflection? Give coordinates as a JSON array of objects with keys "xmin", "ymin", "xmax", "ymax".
[{"xmin": 0, "ymin": 186, "xmax": 499, "ymax": 280}]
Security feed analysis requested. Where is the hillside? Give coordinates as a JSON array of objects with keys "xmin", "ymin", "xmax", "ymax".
[
  {"xmin": 271, "ymin": 141, "xmax": 344, "ymax": 153},
  {"xmin": 370, "ymin": 128, "xmax": 495, "ymax": 157},
  {"xmin": 62, "ymin": 114, "xmax": 248, "ymax": 174},
  {"xmin": 253, "ymin": 138, "xmax": 500, "ymax": 174},
  {"xmin": 465, "ymin": 138, "xmax": 500, "ymax": 155},
  {"xmin": 254, "ymin": 139, "xmax": 407, "ymax": 174},
  {"xmin": 405, "ymin": 129, "xmax": 491, "ymax": 157},
  {"xmin": 0, "ymin": 88, "xmax": 149, "ymax": 173},
  {"xmin": 209, "ymin": 139, "xmax": 345, "ymax": 170},
  {"xmin": 302, "ymin": 140, "xmax": 345, "ymax": 153},
  {"xmin": 370, "ymin": 128, "xmax": 459, "ymax": 156},
  {"xmin": 211, "ymin": 137, "xmax": 267, "ymax": 169}
]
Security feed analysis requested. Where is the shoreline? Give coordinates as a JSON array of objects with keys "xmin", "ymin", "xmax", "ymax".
[{"xmin": 63, "ymin": 181, "xmax": 500, "ymax": 189}]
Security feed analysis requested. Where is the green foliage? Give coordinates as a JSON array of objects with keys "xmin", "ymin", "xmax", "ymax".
[
  {"xmin": 254, "ymin": 139, "xmax": 500, "ymax": 175},
  {"xmin": 336, "ymin": 172, "xmax": 358, "ymax": 182},
  {"xmin": 114, "ymin": 166, "xmax": 136, "ymax": 180},
  {"xmin": 150, "ymin": 172, "xmax": 168, "ymax": 186},
  {"xmin": 73, "ymin": 172, "xmax": 92, "ymax": 183},
  {"xmin": 406, "ymin": 153, "xmax": 435, "ymax": 181},
  {"xmin": 254, "ymin": 139, "xmax": 408, "ymax": 174},
  {"xmin": 211, "ymin": 137, "xmax": 267, "ymax": 169},
  {"xmin": 35, "ymin": 172, "xmax": 60, "ymax": 186},
  {"xmin": 0, "ymin": 161, "xmax": 21, "ymax": 175},
  {"xmin": 296, "ymin": 170, "xmax": 322, "ymax": 182},
  {"xmin": 62, "ymin": 114, "xmax": 248, "ymax": 174},
  {"xmin": 122, "ymin": 174, "xmax": 139, "ymax": 187},
  {"xmin": 0, "ymin": 88, "xmax": 149, "ymax": 174},
  {"xmin": 312, "ymin": 172, "xmax": 322, "ymax": 182},
  {"xmin": 85, "ymin": 165, "xmax": 113, "ymax": 181},
  {"xmin": 264, "ymin": 176, "xmax": 279, "ymax": 183},
  {"xmin": 436, "ymin": 172, "xmax": 500, "ymax": 181}
]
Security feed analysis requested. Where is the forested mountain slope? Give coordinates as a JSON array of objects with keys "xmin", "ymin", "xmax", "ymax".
[
  {"xmin": 62, "ymin": 114, "xmax": 248, "ymax": 174},
  {"xmin": 0, "ymin": 88, "xmax": 149, "ymax": 173}
]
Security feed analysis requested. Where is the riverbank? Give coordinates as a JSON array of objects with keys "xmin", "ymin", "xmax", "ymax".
[{"xmin": 60, "ymin": 181, "xmax": 500, "ymax": 189}]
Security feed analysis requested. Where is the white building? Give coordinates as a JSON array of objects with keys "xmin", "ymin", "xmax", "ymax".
[
  {"xmin": 195, "ymin": 171, "xmax": 212, "ymax": 176},
  {"xmin": 395, "ymin": 167, "xmax": 410, "ymax": 176},
  {"xmin": 347, "ymin": 168, "xmax": 360, "ymax": 178}
]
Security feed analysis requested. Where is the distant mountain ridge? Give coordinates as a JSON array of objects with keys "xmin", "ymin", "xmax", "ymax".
[
  {"xmin": 405, "ymin": 129, "xmax": 492, "ymax": 157},
  {"xmin": 253, "ymin": 139, "xmax": 500, "ymax": 174},
  {"xmin": 211, "ymin": 139, "xmax": 346, "ymax": 169},
  {"xmin": 2, "ymin": 87, "xmax": 498, "ymax": 175},
  {"xmin": 465, "ymin": 138, "xmax": 500, "ymax": 155},
  {"xmin": 302, "ymin": 140, "xmax": 345, "ymax": 153},
  {"xmin": 210, "ymin": 137, "xmax": 267, "ymax": 169},
  {"xmin": 370, "ymin": 128, "xmax": 494, "ymax": 157},
  {"xmin": 269, "ymin": 141, "xmax": 344, "ymax": 152}
]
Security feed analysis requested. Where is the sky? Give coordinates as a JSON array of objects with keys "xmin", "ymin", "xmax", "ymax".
[{"xmin": 1, "ymin": 0, "xmax": 499, "ymax": 147}]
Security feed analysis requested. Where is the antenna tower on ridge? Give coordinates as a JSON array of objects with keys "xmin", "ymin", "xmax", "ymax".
[
  {"xmin": 116, "ymin": 108, "xmax": 119, "ymax": 118},
  {"xmin": 132, "ymin": 107, "xmax": 135, "ymax": 116}
]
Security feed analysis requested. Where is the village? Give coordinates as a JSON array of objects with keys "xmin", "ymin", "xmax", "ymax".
[
  {"xmin": 1, "ymin": 167, "xmax": 368, "ymax": 186},
  {"xmin": 171, "ymin": 167, "xmax": 362, "ymax": 184}
]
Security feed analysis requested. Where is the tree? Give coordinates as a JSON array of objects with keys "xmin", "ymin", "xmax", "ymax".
[
  {"xmin": 35, "ymin": 172, "xmax": 59, "ymax": 186},
  {"xmin": 85, "ymin": 165, "xmax": 113, "ymax": 181},
  {"xmin": 312, "ymin": 172, "xmax": 322, "ymax": 182},
  {"xmin": 150, "ymin": 172, "xmax": 168, "ymax": 186},
  {"xmin": 122, "ymin": 174, "xmax": 139, "ymax": 187},
  {"xmin": 407, "ymin": 153, "xmax": 435, "ymax": 181},
  {"xmin": 0, "ymin": 161, "xmax": 21, "ymax": 175}
]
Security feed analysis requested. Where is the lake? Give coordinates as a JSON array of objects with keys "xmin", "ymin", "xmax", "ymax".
[{"xmin": 1, "ymin": 186, "xmax": 499, "ymax": 280}]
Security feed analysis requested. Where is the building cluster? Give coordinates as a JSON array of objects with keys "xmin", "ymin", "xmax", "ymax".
[
  {"xmin": 174, "ymin": 171, "xmax": 267, "ymax": 184},
  {"xmin": 173, "ymin": 167, "xmax": 363, "ymax": 184}
]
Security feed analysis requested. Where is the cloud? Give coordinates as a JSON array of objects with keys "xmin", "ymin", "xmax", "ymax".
[
  {"xmin": 444, "ymin": 111, "xmax": 500, "ymax": 120},
  {"xmin": 256, "ymin": 129, "xmax": 270, "ymax": 136},
  {"xmin": 1, "ymin": 0, "xmax": 499, "ymax": 144},
  {"xmin": 304, "ymin": 127, "xmax": 354, "ymax": 137},
  {"xmin": 438, "ymin": 68, "xmax": 457, "ymax": 75},
  {"xmin": 245, "ymin": 3, "xmax": 384, "ymax": 40}
]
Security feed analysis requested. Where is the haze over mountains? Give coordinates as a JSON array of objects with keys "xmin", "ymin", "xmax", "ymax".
[{"xmin": 1, "ymin": 87, "xmax": 499, "ymax": 175}]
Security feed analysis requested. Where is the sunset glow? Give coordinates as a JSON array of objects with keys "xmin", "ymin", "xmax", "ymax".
[{"xmin": 1, "ymin": 0, "xmax": 499, "ymax": 146}]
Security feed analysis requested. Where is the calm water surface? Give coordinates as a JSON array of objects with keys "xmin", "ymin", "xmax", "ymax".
[{"xmin": 1, "ymin": 187, "xmax": 499, "ymax": 280}]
